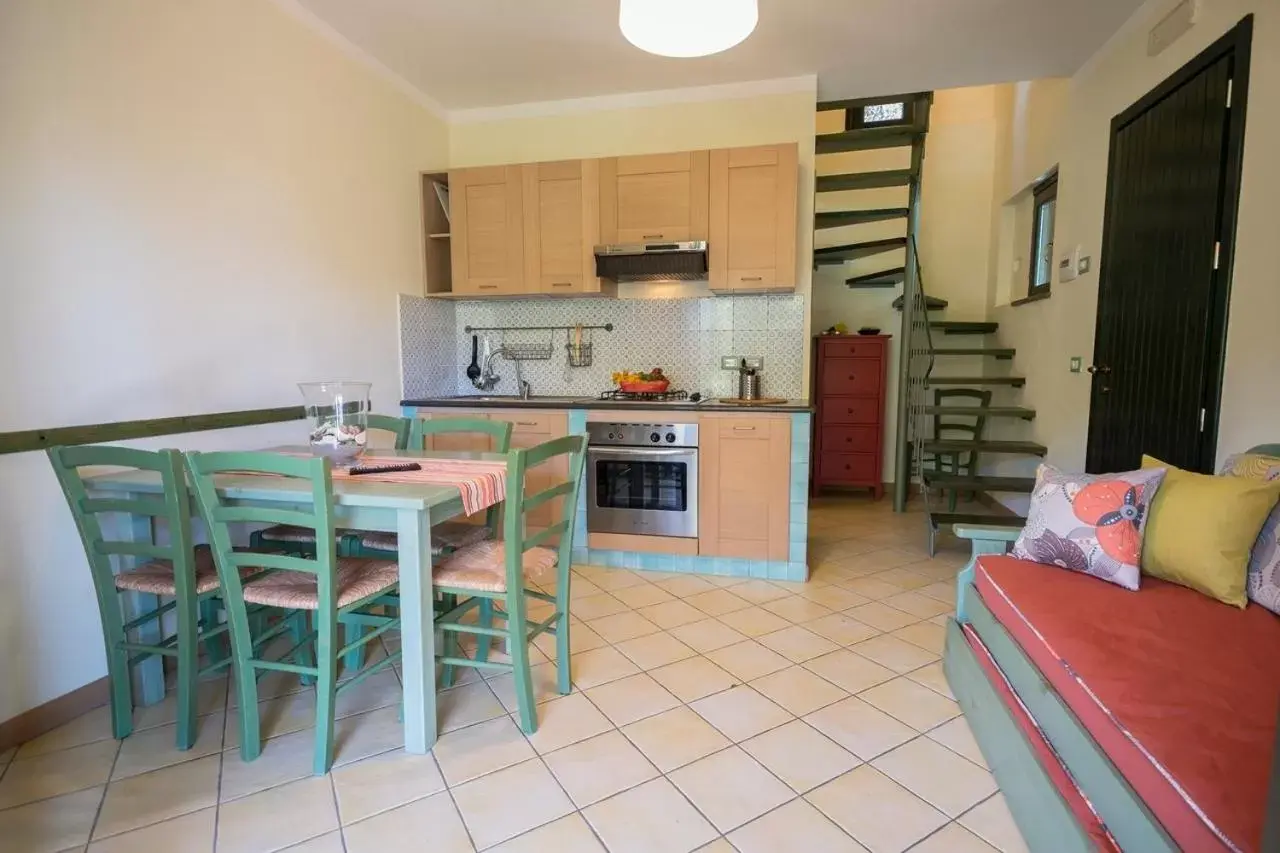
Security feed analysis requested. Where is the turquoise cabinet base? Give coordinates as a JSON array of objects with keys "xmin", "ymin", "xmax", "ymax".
[{"xmin": 407, "ymin": 407, "xmax": 812, "ymax": 582}]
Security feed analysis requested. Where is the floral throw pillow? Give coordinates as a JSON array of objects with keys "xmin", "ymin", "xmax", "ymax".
[
  {"xmin": 1218, "ymin": 453, "xmax": 1280, "ymax": 615},
  {"xmin": 1012, "ymin": 464, "xmax": 1167, "ymax": 591}
]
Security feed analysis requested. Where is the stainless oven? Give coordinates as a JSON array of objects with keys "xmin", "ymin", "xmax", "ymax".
[{"xmin": 586, "ymin": 422, "xmax": 698, "ymax": 538}]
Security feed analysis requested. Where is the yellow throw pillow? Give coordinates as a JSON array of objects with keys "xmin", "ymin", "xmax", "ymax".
[{"xmin": 1140, "ymin": 455, "xmax": 1280, "ymax": 607}]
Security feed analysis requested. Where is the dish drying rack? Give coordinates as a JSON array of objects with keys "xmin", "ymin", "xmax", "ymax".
[{"xmin": 464, "ymin": 323, "xmax": 613, "ymax": 368}]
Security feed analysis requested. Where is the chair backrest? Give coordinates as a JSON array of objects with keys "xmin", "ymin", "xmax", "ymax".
[
  {"xmin": 365, "ymin": 414, "xmax": 413, "ymax": 450},
  {"xmin": 933, "ymin": 388, "xmax": 993, "ymax": 442},
  {"xmin": 500, "ymin": 434, "xmax": 588, "ymax": 590},
  {"xmin": 1247, "ymin": 444, "xmax": 1280, "ymax": 457},
  {"xmin": 184, "ymin": 451, "xmax": 341, "ymax": 612},
  {"xmin": 409, "ymin": 416, "xmax": 514, "ymax": 454},
  {"xmin": 47, "ymin": 445, "xmax": 198, "ymax": 604}
]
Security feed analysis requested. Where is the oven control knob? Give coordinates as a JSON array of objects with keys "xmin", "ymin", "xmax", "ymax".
[
  {"xmin": 665, "ymin": 432, "xmax": 676, "ymax": 443},
  {"xmin": 650, "ymin": 432, "xmax": 661, "ymax": 443}
]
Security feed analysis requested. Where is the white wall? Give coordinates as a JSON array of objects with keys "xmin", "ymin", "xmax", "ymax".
[
  {"xmin": 989, "ymin": 0, "xmax": 1279, "ymax": 474},
  {"xmin": 0, "ymin": 0, "xmax": 448, "ymax": 722}
]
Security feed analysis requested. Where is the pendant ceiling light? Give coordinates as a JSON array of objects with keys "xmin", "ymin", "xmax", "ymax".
[{"xmin": 619, "ymin": 0, "xmax": 759, "ymax": 58}]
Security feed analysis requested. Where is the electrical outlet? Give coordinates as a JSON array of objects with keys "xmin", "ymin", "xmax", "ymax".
[
  {"xmin": 1070, "ymin": 357, "xmax": 1082, "ymax": 373},
  {"xmin": 721, "ymin": 356, "xmax": 763, "ymax": 370}
]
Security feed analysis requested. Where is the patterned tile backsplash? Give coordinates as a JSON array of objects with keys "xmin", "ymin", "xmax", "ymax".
[{"xmin": 399, "ymin": 293, "xmax": 807, "ymax": 401}]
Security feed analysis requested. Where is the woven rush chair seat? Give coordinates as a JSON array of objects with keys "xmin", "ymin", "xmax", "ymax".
[
  {"xmin": 254, "ymin": 524, "xmax": 331, "ymax": 545},
  {"xmin": 357, "ymin": 521, "xmax": 493, "ymax": 557},
  {"xmin": 242, "ymin": 558, "xmax": 399, "ymax": 610},
  {"xmin": 113, "ymin": 544, "xmax": 265, "ymax": 596},
  {"xmin": 433, "ymin": 541, "xmax": 559, "ymax": 593}
]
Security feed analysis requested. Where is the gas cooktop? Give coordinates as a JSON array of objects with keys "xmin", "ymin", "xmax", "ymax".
[{"xmin": 596, "ymin": 389, "xmax": 706, "ymax": 405}]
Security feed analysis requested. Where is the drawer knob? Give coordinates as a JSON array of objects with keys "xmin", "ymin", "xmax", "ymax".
[{"xmin": 847, "ymin": 409, "xmax": 854, "ymax": 414}]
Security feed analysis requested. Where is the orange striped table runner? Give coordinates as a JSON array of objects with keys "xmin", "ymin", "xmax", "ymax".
[{"xmin": 332, "ymin": 457, "xmax": 507, "ymax": 516}]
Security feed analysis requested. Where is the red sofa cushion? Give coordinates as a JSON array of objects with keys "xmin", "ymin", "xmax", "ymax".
[{"xmin": 975, "ymin": 554, "xmax": 1280, "ymax": 852}]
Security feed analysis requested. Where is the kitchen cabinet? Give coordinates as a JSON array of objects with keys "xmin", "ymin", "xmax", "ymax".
[
  {"xmin": 811, "ymin": 335, "xmax": 888, "ymax": 498},
  {"xmin": 521, "ymin": 160, "xmax": 611, "ymax": 295},
  {"xmin": 709, "ymin": 143, "xmax": 799, "ymax": 293},
  {"xmin": 699, "ymin": 413, "xmax": 792, "ymax": 560},
  {"xmin": 599, "ymin": 151, "xmax": 710, "ymax": 244},
  {"xmin": 449, "ymin": 165, "xmax": 526, "ymax": 295}
]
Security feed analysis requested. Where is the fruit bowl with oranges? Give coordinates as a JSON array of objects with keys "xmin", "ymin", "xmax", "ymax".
[{"xmin": 612, "ymin": 368, "xmax": 669, "ymax": 394}]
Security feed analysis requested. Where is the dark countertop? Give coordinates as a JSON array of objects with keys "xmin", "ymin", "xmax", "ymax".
[{"xmin": 401, "ymin": 397, "xmax": 814, "ymax": 413}]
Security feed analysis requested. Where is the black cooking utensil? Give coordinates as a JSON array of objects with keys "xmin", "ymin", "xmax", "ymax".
[{"xmin": 466, "ymin": 335, "xmax": 481, "ymax": 384}]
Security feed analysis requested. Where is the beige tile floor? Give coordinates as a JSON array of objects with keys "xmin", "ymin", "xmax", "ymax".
[{"xmin": 0, "ymin": 496, "xmax": 1031, "ymax": 853}]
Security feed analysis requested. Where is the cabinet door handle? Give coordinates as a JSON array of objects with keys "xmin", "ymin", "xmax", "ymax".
[
  {"xmin": 550, "ymin": 282, "xmax": 573, "ymax": 288},
  {"xmin": 740, "ymin": 276, "xmax": 763, "ymax": 282},
  {"xmin": 733, "ymin": 426, "xmax": 757, "ymax": 431},
  {"xmin": 642, "ymin": 233, "xmax": 664, "ymax": 240},
  {"xmin": 478, "ymin": 284, "xmax": 498, "ymax": 290},
  {"xmin": 516, "ymin": 421, "xmax": 539, "ymax": 427}
]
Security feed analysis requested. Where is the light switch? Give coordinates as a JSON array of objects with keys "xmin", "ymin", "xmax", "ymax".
[{"xmin": 1070, "ymin": 357, "xmax": 1082, "ymax": 373}]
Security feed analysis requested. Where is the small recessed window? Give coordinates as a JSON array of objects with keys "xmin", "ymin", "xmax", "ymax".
[
  {"xmin": 1028, "ymin": 173, "xmax": 1059, "ymax": 297},
  {"xmin": 863, "ymin": 102, "xmax": 905, "ymax": 124}
]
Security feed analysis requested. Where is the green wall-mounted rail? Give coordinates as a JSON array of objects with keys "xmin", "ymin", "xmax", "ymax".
[{"xmin": 0, "ymin": 406, "xmax": 306, "ymax": 456}]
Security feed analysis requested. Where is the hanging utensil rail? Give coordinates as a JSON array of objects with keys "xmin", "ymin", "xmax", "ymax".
[{"xmin": 463, "ymin": 323, "xmax": 614, "ymax": 333}]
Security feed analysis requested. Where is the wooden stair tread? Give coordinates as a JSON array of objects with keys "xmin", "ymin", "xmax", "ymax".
[
  {"xmin": 816, "ymin": 127, "xmax": 924, "ymax": 154},
  {"xmin": 847, "ymin": 267, "xmax": 905, "ymax": 288},
  {"xmin": 893, "ymin": 294, "xmax": 948, "ymax": 311},
  {"xmin": 921, "ymin": 439, "xmax": 1048, "ymax": 456},
  {"xmin": 815, "ymin": 208, "xmax": 909, "ymax": 229},
  {"xmin": 928, "ymin": 376, "xmax": 1025, "ymax": 387},
  {"xmin": 930, "ymin": 511, "xmax": 1026, "ymax": 530},
  {"xmin": 930, "ymin": 348, "xmax": 1015, "ymax": 359},
  {"xmin": 814, "ymin": 237, "xmax": 907, "ymax": 264},
  {"xmin": 920, "ymin": 405, "xmax": 1036, "ymax": 420},
  {"xmin": 816, "ymin": 170, "xmax": 917, "ymax": 192},
  {"xmin": 922, "ymin": 473, "xmax": 1037, "ymax": 493},
  {"xmin": 929, "ymin": 321, "xmax": 999, "ymax": 335}
]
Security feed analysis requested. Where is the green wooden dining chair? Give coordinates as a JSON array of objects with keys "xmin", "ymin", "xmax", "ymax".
[
  {"xmin": 432, "ymin": 434, "xmax": 587, "ymax": 733},
  {"xmin": 345, "ymin": 416, "xmax": 515, "ymax": 679},
  {"xmin": 184, "ymin": 450, "xmax": 402, "ymax": 775},
  {"xmin": 250, "ymin": 413, "xmax": 413, "ymax": 557},
  {"xmin": 346, "ymin": 416, "xmax": 514, "ymax": 559},
  {"xmin": 47, "ymin": 445, "xmax": 234, "ymax": 750}
]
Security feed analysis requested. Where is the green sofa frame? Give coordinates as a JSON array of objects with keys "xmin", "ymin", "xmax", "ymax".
[{"xmin": 943, "ymin": 444, "xmax": 1280, "ymax": 851}]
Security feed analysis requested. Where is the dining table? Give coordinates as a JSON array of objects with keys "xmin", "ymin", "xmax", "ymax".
[{"xmin": 83, "ymin": 445, "xmax": 510, "ymax": 754}]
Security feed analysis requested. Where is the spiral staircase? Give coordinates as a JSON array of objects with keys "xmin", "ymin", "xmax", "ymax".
[{"xmin": 814, "ymin": 92, "xmax": 1044, "ymax": 553}]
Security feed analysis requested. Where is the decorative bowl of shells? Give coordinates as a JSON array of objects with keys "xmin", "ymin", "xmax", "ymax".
[{"xmin": 298, "ymin": 380, "xmax": 371, "ymax": 464}]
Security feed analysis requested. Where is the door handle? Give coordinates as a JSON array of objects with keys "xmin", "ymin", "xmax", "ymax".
[{"xmin": 1088, "ymin": 364, "xmax": 1112, "ymax": 394}]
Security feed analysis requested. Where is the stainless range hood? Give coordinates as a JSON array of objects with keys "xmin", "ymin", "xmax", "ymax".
[{"xmin": 594, "ymin": 241, "xmax": 708, "ymax": 282}]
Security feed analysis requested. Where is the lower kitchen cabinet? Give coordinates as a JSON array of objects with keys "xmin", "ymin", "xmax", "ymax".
[{"xmin": 698, "ymin": 414, "xmax": 792, "ymax": 561}]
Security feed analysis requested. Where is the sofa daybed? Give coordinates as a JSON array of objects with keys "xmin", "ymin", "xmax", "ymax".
[{"xmin": 943, "ymin": 449, "xmax": 1280, "ymax": 852}]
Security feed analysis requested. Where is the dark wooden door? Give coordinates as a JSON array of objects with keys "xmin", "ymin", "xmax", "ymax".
[{"xmin": 1086, "ymin": 19, "xmax": 1251, "ymax": 474}]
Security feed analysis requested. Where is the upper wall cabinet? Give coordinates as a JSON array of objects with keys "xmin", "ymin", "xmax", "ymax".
[
  {"xmin": 708, "ymin": 144, "xmax": 799, "ymax": 293},
  {"xmin": 449, "ymin": 165, "xmax": 526, "ymax": 295},
  {"xmin": 522, "ymin": 160, "xmax": 610, "ymax": 296},
  {"xmin": 599, "ymin": 152, "xmax": 710, "ymax": 244}
]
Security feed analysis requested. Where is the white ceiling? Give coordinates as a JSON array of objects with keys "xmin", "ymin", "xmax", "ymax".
[{"xmin": 291, "ymin": 0, "xmax": 1144, "ymax": 114}]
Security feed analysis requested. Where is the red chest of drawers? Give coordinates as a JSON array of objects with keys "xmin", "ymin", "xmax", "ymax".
[{"xmin": 811, "ymin": 335, "xmax": 889, "ymax": 499}]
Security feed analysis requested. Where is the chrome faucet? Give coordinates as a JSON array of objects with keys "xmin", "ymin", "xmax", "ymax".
[{"xmin": 476, "ymin": 346, "xmax": 532, "ymax": 399}]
